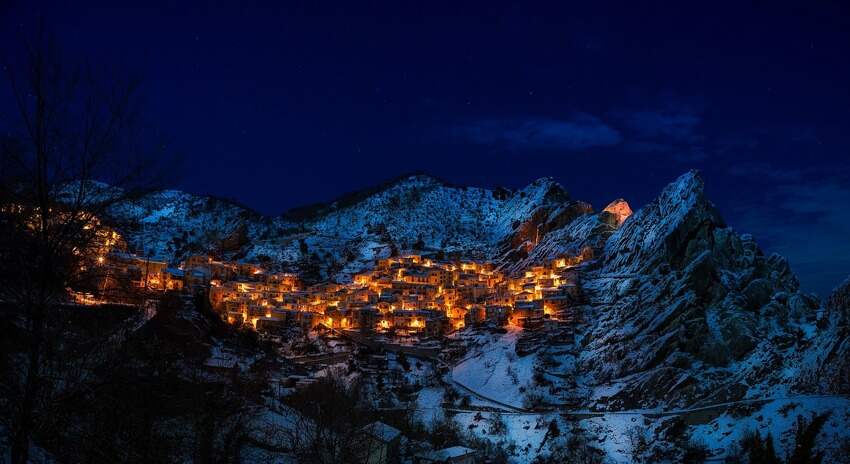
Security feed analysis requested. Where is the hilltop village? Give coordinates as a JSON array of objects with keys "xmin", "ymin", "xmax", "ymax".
[
  {"xmin": 77, "ymin": 229, "xmax": 590, "ymax": 341},
  {"xmin": 59, "ymin": 205, "xmax": 596, "ymax": 348},
  {"xmin": 12, "ymin": 172, "xmax": 850, "ymax": 463},
  {"xmin": 57, "ymin": 218, "xmax": 597, "ymax": 461},
  {"xmin": 210, "ymin": 252, "xmax": 588, "ymax": 336}
]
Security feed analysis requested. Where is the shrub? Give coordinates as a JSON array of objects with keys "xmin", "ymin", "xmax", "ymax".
[
  {"xmin": 396, "ymin": 352, "xmax": 410, "ymax": 371},
  {"xmin": 788, "ymin": 412, "xmax": 830, "ymax": 464},
  {"xmin": 731, "ymin": 412, "xmax": 832, "ymax": 464},
  {"xmin": 522, "ymin": 392, "xmax": 546, "ymax": 409},
  {"xmin": 682, "ymin": 439, "xmax": 710, "ymax": 463},
  {"xmin": 740, "ymin": 429, "xmax": 781, "ymax": 464},
  {"xmin": 533, "ymin": 369, "xmax": 550, "ymax": 386},
  {"xmin": 538, "ymin": 428, "xmax": 604, "ymax": 464},
  {"xmin": 488, "ymin": 414, "xmax": 507, "ymax": 436},
  {"xmin": 429, "ymin": 416, "xmax": 463, "ymax": 448},
  {"xmin": 626, "ymin": 425, "xmax": 649, "ymax": 463},
  {"xmin": 778, "ymin": 402, "xmax": 800, "ymax": 418}
]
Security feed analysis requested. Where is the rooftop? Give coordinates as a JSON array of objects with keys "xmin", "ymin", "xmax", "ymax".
[{"xmin": 362, "ymin": 421, "xmax": 402, "ymax": 443}]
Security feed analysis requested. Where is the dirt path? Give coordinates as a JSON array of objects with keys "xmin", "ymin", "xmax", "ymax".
[
  {"xmin": 445, "ymin": 371, "xmax": 848, "ymax": 425},
  {"xmin": 562, "ymin": 394, "xmax": 848, "ymax": 424},
  {"xmin": 446, "ymin": 371, "xmax": 531, "ymax": 413}
]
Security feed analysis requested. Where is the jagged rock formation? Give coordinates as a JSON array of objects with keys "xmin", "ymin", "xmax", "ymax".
[
  {"xmin": 575, "ymin": 172, "xmax": 841, "ymax": 409},
  {"xmin": 600, "ymin": 198, "xmax": 632, "ymax": 227},
  {"xmin": 828, "ymin": 276, "xmax": 850, "ymax": 322},
  {"xmin": 805, "ymin": 276, "xmax": 850, "ymax": 393},
  {"xmin": 501, "ymin": 209, "xmax": 614, "ymax": 274}
]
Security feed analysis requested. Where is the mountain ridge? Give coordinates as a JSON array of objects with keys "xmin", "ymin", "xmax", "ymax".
[
  {"xmin": 83, "ymin": 170, "xmax": 850, "ymax": 461},
  {"xmin": 100, "ymin": 174, "xmax": 584, "ymax": 280}
]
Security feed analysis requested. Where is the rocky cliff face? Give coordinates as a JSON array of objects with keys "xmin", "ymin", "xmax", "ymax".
[
  {"xmin": 808, "ymin": 277, "xmax": 850, "ymax": 394},
  {"xmin": 572, "ymin": 171, "xmax": 842, "ymax": 409},
  {"xmin": 827, "ymin": 276, "xmax": 850, "ymax": 322}
]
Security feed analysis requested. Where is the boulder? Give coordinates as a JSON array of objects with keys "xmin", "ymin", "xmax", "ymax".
[{"xmin": 742, "ymin": 278, "xmax": 773, "ymax": 311}]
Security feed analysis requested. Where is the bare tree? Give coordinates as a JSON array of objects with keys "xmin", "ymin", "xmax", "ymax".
[
  {"xmin": 280, "ymin": 368, "xmax": 378, "ymax": 464},
  {"xmin": 1, "ymin": 24, "xmax": 171, "ymax": 463}
]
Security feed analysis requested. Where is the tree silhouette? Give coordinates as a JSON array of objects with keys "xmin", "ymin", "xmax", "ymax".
[{"xmin": 1, "ymin": 23, "xmax": 171, "ymax": 463}]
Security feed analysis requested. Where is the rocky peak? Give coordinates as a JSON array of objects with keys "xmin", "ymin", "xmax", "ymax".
[
  {"xmin": 385, "ymin": 173, "xmax": 445, "ymax": 190},
  {"xmin": 828, "ymin": 275, "xmax": 850, "ymax": 322},
  {"xmin": 571, "ymin": 170, "xmax": 849, "ymax": 409},
  {"xmin": 600, "ymin": 198, "xmax": 632, "ymax": 227},
  {"xmin": 520, "ymin": 177, "xmax": 571, "ymax": 203},
  {"xmin": 601, "ymin": 170, "xmax": 723, "ymax": 275},
  {"xmin": 495, "ymin": 177, "xmax": 587, "ymax": 268}
]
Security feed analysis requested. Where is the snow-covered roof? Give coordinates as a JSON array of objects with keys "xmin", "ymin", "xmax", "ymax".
[
  {"xmin": 204, "ymin": 357, "xmax": 237, "ymax": 369},
  {"xmin": 417, "ymin": 446, "xmax": 477, "ymax": 461},
  {"xmin": 362, "ymin": 421, "xmax": 401, "ymax": 443}
]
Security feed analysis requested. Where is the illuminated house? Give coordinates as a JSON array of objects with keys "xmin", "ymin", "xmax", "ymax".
[
  {"xmin": 354, "ymin": 271, "xmax": 374, "ymax": 285},
  {"xmin": 102, "ymin": 252, "xmax": 168, "ymax": 290},
  {"xmin": 388, "ymin": 309, "xmax": 446, "ymax": 336},
  {"xmin": 358, "ymin": 306, "xmax": 380, "ymax": 333},
  {"xmin": 485, "ymin": 305, "xmax": 510, "ymax": 325},
  {"xmin": 511, "ymin": 300, "xmax": 544, "ymax": 327},
  {"xmin": 163, "ymin": 268, "xmax": 185, "ymax": 291},
  {"xmin": 184, "ymin": 268, "xmax": 210, "ymax": 289},
  {"xmin": 70, "ymin": 234, "xmax": 590, "ymax": 342},
  {"xmin": 398, "ymin": 254, "xmax": 422, "ymax": 265}
]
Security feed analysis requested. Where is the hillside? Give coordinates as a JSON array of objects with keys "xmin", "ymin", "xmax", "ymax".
[
  {"xmin": 103, "ymin": 171, "xmax": 849, "ymax": 406},
  {"xmin": 93, "ymin": 171, "xmax": 850, "ymax": 462},
  {"xmin": 103, "ymin": 174, "xmax": 592, "ymax": 281}
]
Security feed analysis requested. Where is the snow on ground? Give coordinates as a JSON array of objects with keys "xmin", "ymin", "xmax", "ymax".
[
  {"xmin": 451, "ymin": 327, "xmax": 536, "ymax": 409},
  {"xmin": 691, "ymin": 396, "xmax": 850, "ymax": 461},
  {"xmin": 387, "ymin": 352, "xmax": 433, "ymax": 387},
  {"xmin": 104, "ymin": 174, "xmax": 576, "ymax": 277},
  {"xmin": 579, "ymin": 413, "xmax": 649, "ymax": 464},
  {"xmin": 140, "ymin": 204, "xmax": 176, "ymax": 223},
  {"xmin": 416, "ymin": 387, "xmax": 446, "ymax": 427},
  {"xmin": 453, "ymin": 411, "xmax": 562, "ymax": 464}
]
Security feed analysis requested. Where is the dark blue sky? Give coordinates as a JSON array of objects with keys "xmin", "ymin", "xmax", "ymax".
[{"xmin": 3, "ymin": 1, "xmax": 850, "ymax": 296}]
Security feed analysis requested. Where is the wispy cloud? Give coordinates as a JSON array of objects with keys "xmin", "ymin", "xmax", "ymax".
[
  {"xmin": 727, "ymin": 176, "xmax": 850, "ymax": 296},
  {"xmin": 728, "ymin": 162, "xmax": 801, "ymax": 182},
  {"xmin": 778, "ymin": 181, "xmax": 850, "ymax": 225},
  {"xmin": 619, "ymin": 110, "xmax": 701, "ymax": 142},
  {"xmin": 458, "ymin": 113, "xmax": 622, "ymax": 151},
  {"xmin": 611, "ymin": 98, "xmax": 707, "ymax": 162}
]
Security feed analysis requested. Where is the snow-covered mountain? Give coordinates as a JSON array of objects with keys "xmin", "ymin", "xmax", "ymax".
[
  {"xmin": 93, "ymin": 171, "xmax": 850, "ymax": 461},
  {"xmin": 103, "ymin": 174, "xmax": 591, "ymax": 281},
  {"xmin": 105, "ymin": 171, "xmax": 849, "ymax": 404},
  {"xmin": 575, "ymin": 172, "xmax": 836, "ymax": 407}
]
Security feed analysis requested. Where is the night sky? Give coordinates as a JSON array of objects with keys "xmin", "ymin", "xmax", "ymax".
[{"xmin": 3, "ymin": 1, "xmax": 850, "ymax": 297}]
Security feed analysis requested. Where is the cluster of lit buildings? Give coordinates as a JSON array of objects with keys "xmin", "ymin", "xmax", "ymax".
[
  {"xmin": 64, "ymin": 216, "xmax": 587, "ymax": 338},
  {"xmin": 6, "ymin": 200, "xmax": 591, "ymax": 340},
  {"xmin": 201, "ymin": 252, "xmax": 587, "ymax": 338},
  {"xmin": 69, "ymin": 223, "xmax": 187, "ymax": 304}
]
